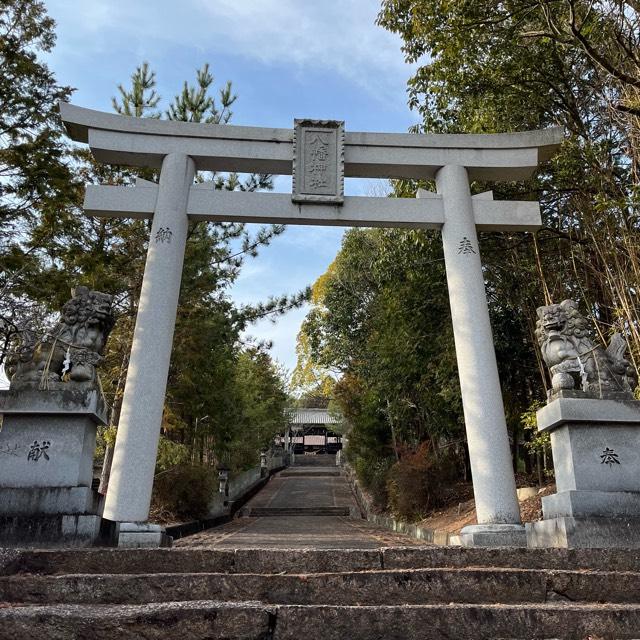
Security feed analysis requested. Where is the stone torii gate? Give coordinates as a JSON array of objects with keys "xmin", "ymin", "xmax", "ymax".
[{"xmin": 60, "ymin": 103, "xmax": 562, "ymax": 547}]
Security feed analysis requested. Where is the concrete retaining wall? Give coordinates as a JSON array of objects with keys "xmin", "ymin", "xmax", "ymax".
[
  {"xmin": 228, "ymin": 456, "xmax": 284, "ymax": 502},
  {"xmin": 228, "ymin": 468, "xmax": 261, "ymax": 503}
]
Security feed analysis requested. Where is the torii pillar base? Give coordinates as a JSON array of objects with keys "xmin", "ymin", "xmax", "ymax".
[
  {"xmin": 460, "ymin": 524, "xmax": 527, "ymax": 548},
  {"xmin": 112, "ymin": 522, "xmax": 172, "ymax": 548}
]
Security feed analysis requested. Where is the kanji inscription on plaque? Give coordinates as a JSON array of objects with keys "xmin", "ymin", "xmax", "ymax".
[{"xmin": 292, "ymin": 119, "xmax": 345, "ymax": 204}]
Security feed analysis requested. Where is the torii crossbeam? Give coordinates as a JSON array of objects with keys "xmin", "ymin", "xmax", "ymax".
[{"xmin": 60, "ymin": 103, "xmax": 562, "ymax": 548}]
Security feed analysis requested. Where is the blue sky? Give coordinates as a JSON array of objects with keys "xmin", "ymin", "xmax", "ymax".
[{"xmin": 42, "ymin": 0, "xmax": 420, "ymax": 376}]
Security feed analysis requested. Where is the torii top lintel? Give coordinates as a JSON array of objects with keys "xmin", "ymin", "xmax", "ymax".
[{"xmin": 60, "ymin": 103, "xmax": 563, "ymax": 182}]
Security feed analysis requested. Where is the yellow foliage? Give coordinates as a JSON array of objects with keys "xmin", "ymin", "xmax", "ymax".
[
  {"xmin": 290, "ymin": 265, "xmax": 337, "ymax": 396},
  {"xmin": 310, "ymin": 259, "xmax": 336, "ymax": 304}
]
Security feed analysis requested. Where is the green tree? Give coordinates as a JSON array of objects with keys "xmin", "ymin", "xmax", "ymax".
[
  {"xmin": 372, "ymin": 0, "xmax": 640, "ymax": 486},
  {"xmin": 96, "ymin": 65, "xmax": 302, "ymax": 473},
  {"xmin": 377, "ymin": 1, "xmax": 640, "ymax": 378},
  {"xmin": 21, "ymin": 60, "xmax": 303, "ymax": 439},
  {"xmin": 1, "ymin": 1, "xmax": 300, "ymax": 487},
  {"xmin": 0, "ymin": 0, "xmax": 73, "ymax": 363},
  {"xmin": 227, "ymin": 348, "xmax": 289, "ymax": 471}
]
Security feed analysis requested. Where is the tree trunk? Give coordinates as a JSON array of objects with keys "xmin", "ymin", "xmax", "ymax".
[
  {"xmin": 99, "ymin": 444, "xmax": 114, "ymax": 495},
  {"xmin": 536, "ymin": 451, "xmax": 544, "ymax": 488}
]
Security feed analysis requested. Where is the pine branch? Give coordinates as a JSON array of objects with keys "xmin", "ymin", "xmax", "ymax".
[{"xmin": 236, "ymin": 288, "xmax": 312, "ymax": 325}]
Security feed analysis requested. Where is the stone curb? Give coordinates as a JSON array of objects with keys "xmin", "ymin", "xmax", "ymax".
[
  {"xmin": 6, "ymin": 546, "xmax": 640, "ymax": 576},
  {"xmin": 6, "ymin": 566, "xmax": 640, "ymax": 606},
  {"xmin": 343, "ymin": 463, "xmax": 459, "ymax": 546}
]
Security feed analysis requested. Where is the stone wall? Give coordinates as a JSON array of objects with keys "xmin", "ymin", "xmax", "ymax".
[{"xmin": 208, "ymin": 454, "xmax": 286, "ymax": 519}]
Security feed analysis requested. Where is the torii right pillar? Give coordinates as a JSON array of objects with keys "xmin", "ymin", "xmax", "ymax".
[{"xmin": 435, "ymin": 165, "xmax": 525, "ymax": 547}]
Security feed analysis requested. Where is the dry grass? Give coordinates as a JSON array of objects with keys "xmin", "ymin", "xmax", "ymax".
[{"xmin": 417, "ymin": 482, "xmax": 557, "ymax": 534}]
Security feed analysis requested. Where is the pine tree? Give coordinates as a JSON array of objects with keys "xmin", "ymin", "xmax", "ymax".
[
  {"xmin": 0, "ymin": 0, "xmax": 74, "ymax": 365},
  {"xmin": 112, "ymin": 62, "xmax": 160, "ymax": 118}
]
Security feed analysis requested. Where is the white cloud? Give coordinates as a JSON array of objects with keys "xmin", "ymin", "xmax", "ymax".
[
  {"xmin": 274, "ymin": 225, "xmax": 344, "ymax": 256},
  {"xmin": 46, "ymin": 0, "xmax": 412, "ymax": 99},
  {"xmin": 195, "ymin": 0, "xmax": 408, "ymax": 87}
]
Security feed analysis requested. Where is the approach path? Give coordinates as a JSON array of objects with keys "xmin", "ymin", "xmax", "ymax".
[{"xmin": 174, "ymin": 464, "xmax": 427, "ymax": 549}]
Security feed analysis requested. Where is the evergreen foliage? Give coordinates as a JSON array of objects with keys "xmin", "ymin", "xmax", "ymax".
[{"xmin": 0, "ymin": 0, "xmax": 73, "ymax": 361}]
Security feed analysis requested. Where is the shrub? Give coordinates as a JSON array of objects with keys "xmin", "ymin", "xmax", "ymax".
[
  {"xmin": 151, "ymin": 464, "xmax": 216, "ymax": 522},
  {"xmin": 353, "ymin": 455, "xmax": 393, "ymax": 510},
  {"xmin": 386, "ymin": 443, "xmax": 459, "ymax": 521},
  {"xmin": 94, "ymin": 425, "xmax": 117, "ymax": 465},
  {"xmin": 155, "ymin": 437, "xmax": 190, "ymax": 472}
]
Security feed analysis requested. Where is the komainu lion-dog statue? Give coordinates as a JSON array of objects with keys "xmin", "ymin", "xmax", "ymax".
[
  {"xmin": 536, "ymin": 299, "xmax": 637, "ymax": 399},
  {"xmin": 6, "ymin": 286, "xmax": 114, "ymax": 391}
]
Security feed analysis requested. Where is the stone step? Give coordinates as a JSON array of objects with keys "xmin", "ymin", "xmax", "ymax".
[
  {"xmin": 0, "ymin": 600, "xmax": 269, "ymax": 640},
  {"xmin": 279, "ymin": 470, "xmax": 341, "ymax": 477},
  {"xmin": 245, "ymin": 507, "xmax": 351, "ymax": 517},
  {"xmin": 292, "ymin": 455, "xmax": 337, "ymax": 467},
  {"xmin": 2, "ymin": 567, "xmax": 640, "ymax": 606},
  {"xmin": 1, "ymin": 601, "xmax": 639, "ymax": 639},
  {"xmin": 4, "ymin": 547, "xmax": 640, "ymax": 576}
]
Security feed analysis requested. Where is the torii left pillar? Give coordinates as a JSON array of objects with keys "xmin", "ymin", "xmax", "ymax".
[{"xmin": 103, "ymin": 153, "xmax": 195, "ymax": 547}]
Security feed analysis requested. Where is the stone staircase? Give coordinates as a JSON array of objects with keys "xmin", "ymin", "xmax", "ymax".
[
  {"xmin": 237, "ymin": 463, "xmax": 355, "ymax": 518},
  {"xmin": 2, "ymin": 546, "xmax": 640, "ymax": 638},
  {"xmin": 279, "ymin": 469, "xmax": 341, "ymax": 477}
]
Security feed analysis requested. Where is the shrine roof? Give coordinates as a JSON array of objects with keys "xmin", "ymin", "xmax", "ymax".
[{"xmin": 287, "ymin": 408, "xmax": 341, "ymax": 425}]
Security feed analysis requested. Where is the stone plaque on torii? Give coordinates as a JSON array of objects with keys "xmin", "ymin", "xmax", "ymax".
[{"xmin": 59, "ymin": 103, "xmax": 562, "ymax": 547}]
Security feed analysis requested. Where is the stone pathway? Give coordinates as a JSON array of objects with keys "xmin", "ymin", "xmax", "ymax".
[{"xmin": 175, "ymin": 467, "xmax": 427, "ymax": 549}]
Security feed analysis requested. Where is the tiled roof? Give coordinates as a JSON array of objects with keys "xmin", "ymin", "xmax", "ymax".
[{"xmin": 286, "ymin": 408, "xmax": 341, "ymax": 425}]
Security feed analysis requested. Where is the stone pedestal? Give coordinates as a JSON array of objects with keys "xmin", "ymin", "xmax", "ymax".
[
  {"xmin": 527, "ymin": 397, "xmax": 640, "ymax": 548},
  {"xmin": 0, "ymin": 389, "xmax": 107, "ymax": 547}
]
